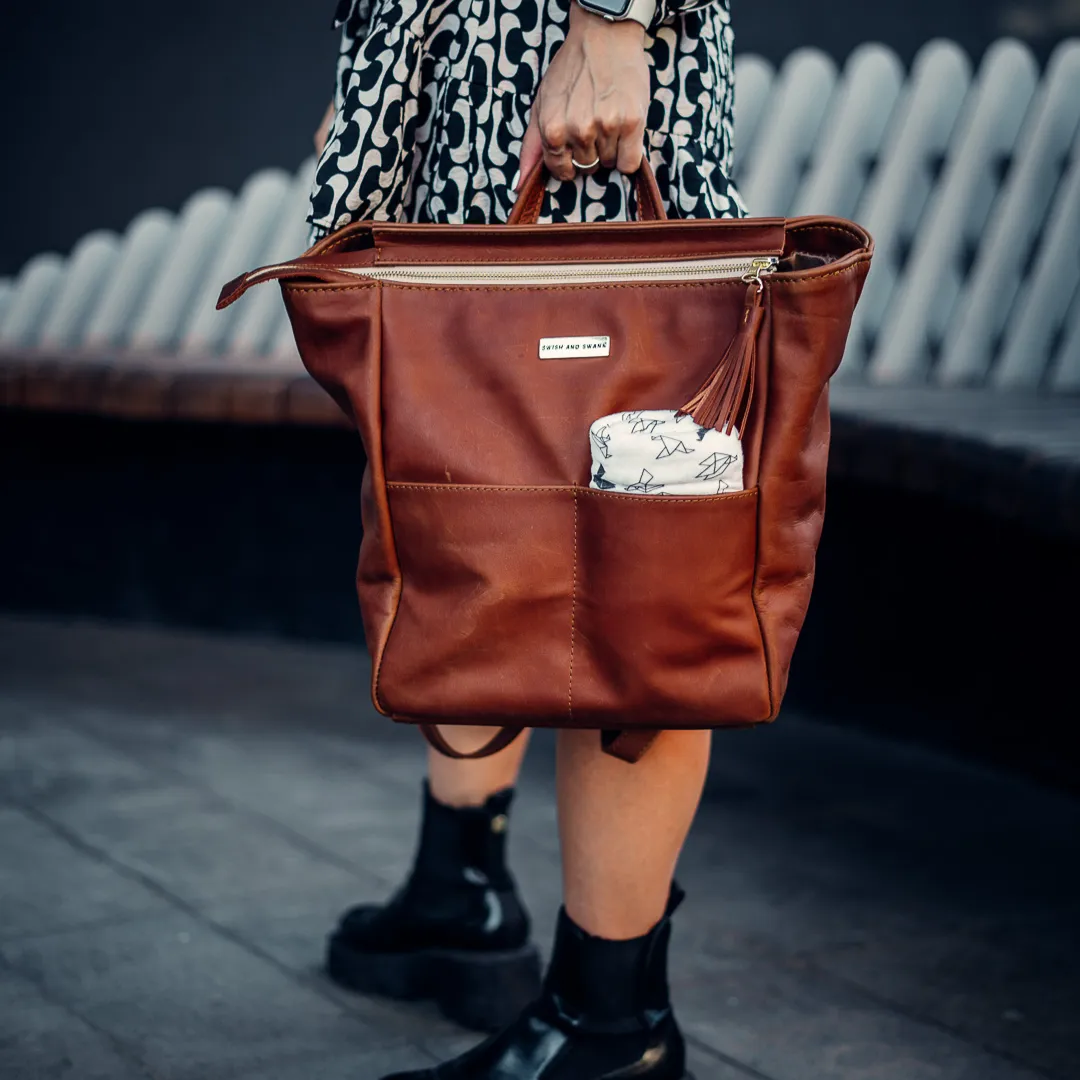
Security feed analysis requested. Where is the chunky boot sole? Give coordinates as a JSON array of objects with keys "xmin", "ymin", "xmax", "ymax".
[{"xmin": 327, "ymin": 932, "xmax": 543, "ymax": 1032}]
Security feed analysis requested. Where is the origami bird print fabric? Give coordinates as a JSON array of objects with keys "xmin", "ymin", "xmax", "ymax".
[{"xmin": 588, "ymin": 410, "xmax": 744, "ymax": 495}]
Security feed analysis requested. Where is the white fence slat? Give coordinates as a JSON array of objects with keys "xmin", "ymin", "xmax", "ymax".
[
  {"xmin": 836, "ymin": 39, "xmax": 972, "ymax": 380},
  {"xmin": 228, "ymin": 159, "xmax": 318, "ymax": 357},
  {"xmin": 793, "ymin": 44, "xmax": 904, "ymax": 220},
  {"xmin": 997, "ymin": 146, "xmax": 1080, "ymax": 389},
  {"xmin": 269, "ymin": 329, "xmax": 306, "ymax": 368},
  {"xmin": 128, "ymin": 188, "xmax": 234, "ymax": 353},
  {"xmin": 869, "ymin": 39, "xmax": 1039, "ymax": 384},
  {"xmin": 0, "ymin": 254, "xmax": 65, "ymax": 348},
  {"xmin": 37, "ymin": 231, "xmax": 120, "ymax": 350},
  {"xmin": 939, "ymin": 40, "xmax": 1080, "ymax": 386},
  {"xmin": 271, "ymin": 298, "xmax": 304, "ymax": 358},
  {"xmin": 83, "ymin": 209, "xmax": 175, "ymax": 351},
  {"xmin": 2, "ymin": 35, "xmax": 1078, "ymax": 407},
  {"xmin": 739, "ymin": 48, "xmax": 838, "ymax": 216},
  {"xmin": 179, "ymin": 168, "xmax": 293, "ymax": 356},
  {"xmin": 732, "ymin": 55, "xmax": 775, "ymax": 182},
  {"xmin": 1051, "ymin": 279, "xmax": 1080, "ymax": 392}
]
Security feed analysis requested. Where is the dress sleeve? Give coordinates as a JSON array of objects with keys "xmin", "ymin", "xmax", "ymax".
[
  {"xmin": 651, "ymin": 0, "xmax": 719, "ymax": 28},
  {"xmin": 330, "ymin": 0, "xmax": 377, "ymax": 107},
  {"xmin": 333, "ymin": 0, "xmax": 375, "ymax": 41}
]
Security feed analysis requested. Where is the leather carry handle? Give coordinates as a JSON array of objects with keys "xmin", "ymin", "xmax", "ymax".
[
  {"xmin": 420, "ymin": 723, "xmax": 661, "ymax": 764},
  {"xmin": 507, "ymin": 157, "xmax": 668, "ymax": 226},
  {"xmin": 218, "ymin": 157, "xmax": 669, "ymax": 309}
]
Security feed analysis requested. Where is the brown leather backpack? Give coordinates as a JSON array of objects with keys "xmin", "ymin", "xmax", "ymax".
[{"xmin": 219, "ymin": 162, "xmax": 873, "ymax": 763}]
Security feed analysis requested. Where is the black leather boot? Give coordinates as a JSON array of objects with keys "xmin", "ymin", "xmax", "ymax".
[
  {"xmin": 326, "ymin": 782, "xmax": 541, "ymax": 1031},
  {"xmin": 379, "ymin": 885, "xmax": 691, "ymax": 1080}
]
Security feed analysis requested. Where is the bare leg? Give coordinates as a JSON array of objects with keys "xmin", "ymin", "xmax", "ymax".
[
  {"xmin": 428, "ymin": 726, "xmax": 532, "ymax": 807},
  {"xmin": 557, "ymin": 728, "xmax": 711, "ymax": 940},
  {"xmin": 367, "ymin": 730, "xmax": 707, "ymax": 1075}
]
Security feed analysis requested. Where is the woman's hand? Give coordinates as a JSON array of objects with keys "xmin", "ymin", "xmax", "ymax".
[
  {"xmin": 515, "ymin": 5, "xmax": 650, "ymax": 188},
  {"xmin": 314, "ymin": 101, "xmax": 335, "ymax": 156}
]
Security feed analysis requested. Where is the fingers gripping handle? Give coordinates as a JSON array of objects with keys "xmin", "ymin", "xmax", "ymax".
[
  {"xmin": 218, "ymin": 156, "xmax": 668, "ymax": 311},
  {"xmin": 507, "ymin": 158, "xmax": 668, "ymax": 226}
]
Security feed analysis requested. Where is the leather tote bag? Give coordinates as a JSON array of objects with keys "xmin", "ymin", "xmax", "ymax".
[{"xmin": 219, "ymin": 162, "xmax": 873, "ymax": 763}]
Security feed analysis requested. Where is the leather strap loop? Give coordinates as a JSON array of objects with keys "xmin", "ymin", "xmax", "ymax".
[
  {"xmin": 600, "ymin": 728, "xmax": 662, "ymax": 763},
  {"xmin": 423, "ymin": 724, "xmax": 658, "ymax": 763},
  {"xmin": 420, "ymin": 723, "xmax": 525, "ymax": 759},
  {"xmin": 508, "ymin": 157, "xmax": 668, "ymax": 226}
]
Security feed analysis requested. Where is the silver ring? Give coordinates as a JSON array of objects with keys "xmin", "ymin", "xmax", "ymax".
[{"xmin": 572, "ymin": 155, "xmax": 601, "ymax": 170}]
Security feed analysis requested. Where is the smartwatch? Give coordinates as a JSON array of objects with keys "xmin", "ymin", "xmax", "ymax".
[{"xmin": 575, "ymin": 0, "xmax": 659, "ymax": 30}]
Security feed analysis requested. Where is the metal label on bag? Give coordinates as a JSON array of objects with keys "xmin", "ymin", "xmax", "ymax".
[{"xmin": 538, "ymin": 336, "xmax": 610, "ymax": 359}]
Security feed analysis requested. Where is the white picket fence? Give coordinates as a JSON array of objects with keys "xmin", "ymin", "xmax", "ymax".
[{"xmin": 1, "ymin": 36, "xmax": 1078, "ymax": 395}]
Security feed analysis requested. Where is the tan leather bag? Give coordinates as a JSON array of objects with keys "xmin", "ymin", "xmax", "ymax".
[{"xmin": 219, "ymin": 162, "xmax": 873, "ymax": 763}]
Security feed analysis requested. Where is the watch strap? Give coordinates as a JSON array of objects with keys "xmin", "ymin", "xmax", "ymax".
[
  {"xmin": 622, "ymin": 0, "xmax": 658, "ymax": 27},
  {"xmin": 575, "ymin": 0, "xmax": 658, "ymax": 29}
]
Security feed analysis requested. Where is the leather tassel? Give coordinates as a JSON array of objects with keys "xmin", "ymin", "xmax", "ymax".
[{"xmin": 676, "ymin": 282, "xmax": 765, "ymax": 436}]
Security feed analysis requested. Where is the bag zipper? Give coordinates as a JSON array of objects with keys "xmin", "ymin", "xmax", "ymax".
[
  {"xmin": 258, "ymin": 255, "xmax": 778, "ymax": 287},
  {"xmin": 214, "ymin": 251, "xmax": 778, "ymax": 437},
  {"xmin": 217, "ymin": 253, "xmax": 778, "ymax": 312}
]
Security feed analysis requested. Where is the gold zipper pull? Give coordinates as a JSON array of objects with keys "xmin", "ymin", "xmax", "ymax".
[{"xmin": 742, "ymin": 257, "xmax": 775, "ymax": 292}]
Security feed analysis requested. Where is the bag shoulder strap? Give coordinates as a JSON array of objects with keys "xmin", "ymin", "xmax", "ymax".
[
  {"xmin": 419, "ymin": 724, "xmax": 525, "ymax": 759},
  {"xmin": 420, "ymin": 724, "xmax": 661, "ymax": 763}
]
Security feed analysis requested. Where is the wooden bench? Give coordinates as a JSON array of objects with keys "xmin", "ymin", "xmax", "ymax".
[{"xmin": 2, "ymin": 36, "xmax": 1079, "ymax": 533}]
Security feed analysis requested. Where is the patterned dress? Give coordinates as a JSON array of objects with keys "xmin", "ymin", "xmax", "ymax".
[{"xmin": 308, "ymin": 0, "xmax": 745, "ymax": 239}]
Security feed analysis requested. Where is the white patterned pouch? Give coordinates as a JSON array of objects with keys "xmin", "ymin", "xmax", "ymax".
[{"xmin": 588, "ymin": 410, "xmax": 744, "ymax": 496}]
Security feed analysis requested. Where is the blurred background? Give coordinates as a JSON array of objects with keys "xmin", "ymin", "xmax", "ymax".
[
  {"xmin": 2, "ymin": 0, "xmax": 1078, "ymax": 275},
  {"xmin": 1, "ymin": 3, "xmax": 1079, "ymax": 1080}
]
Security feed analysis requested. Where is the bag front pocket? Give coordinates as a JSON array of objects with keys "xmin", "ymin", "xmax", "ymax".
[
  {"xmin": 377, "ymin": 484, "xmax": 576, "ymax": 722},
  {"xmin": 571, "ymin": 487, "xmax": 771, "ymax": 727}
]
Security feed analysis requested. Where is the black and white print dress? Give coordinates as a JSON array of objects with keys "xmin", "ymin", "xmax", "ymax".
[{"xmin": 308, "ymin": 0, "xmax": 746, "ymax": 239}]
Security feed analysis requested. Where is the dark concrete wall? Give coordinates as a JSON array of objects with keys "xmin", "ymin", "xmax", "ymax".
[
  {"xmin": 3, "ymin": 410, "xmax": 1078, "ymax": 790},
  {"xmin": 1, "ymin": 1, "xmax": 1074, "ymax": 275}
]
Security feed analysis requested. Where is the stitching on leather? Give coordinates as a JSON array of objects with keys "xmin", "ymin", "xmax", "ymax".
[
  {"xmin": 386, "ymin": 484, "xmax": 759, "ymax": 502},
  {"xmin": 377, "ymin": 222, "xmax": 774, "ymax": 240},
  {"xmin": 280, "ymin": 264, "xmax": 870, "ymax": 295},
  {"xmin": 236, "ymin": 262, "xmax": 367, "ymax": 301},
  {"xmin": 369, "ymin": 288, "xmax": 404, "ymax": 719},
  {"xmin": 569, "ymin": 488, "xmax": 578, "ymax": 722},
  {"xmin": 284, "ymin": 284, "xmax": 377, "ymax": 293},
  {"xmin": 789, "ymin": 224, "xmax": 860, "ymax": 237},
  {"xmin": 387, "ymin": 483, "xmax": 573, "ymax": 492},
  {"xmin": 349, "ymin": 249, "xmax": 782, "ymax": 265},
  {"xmin": 303, "ymin": 220, "xmax": 863, "ymax": 258},
  {"xmin": 747, "ymin": 428, "xmax": 777, "ymax": 719},
  {"xmin": 580, "ymin": 488, "xmax": 758, "ymax": 504},
  {"xmin": 787, "ymin": 223, "xmax": 867, "ymax": 243},
  {"xmin": 271, "ymin": 257, "xmax": 869, "ymax": 295},
  {"xmin": 772, "ymin": 259, "xmax": 872, "ymax": 288},
  {"xmin": 374, "ymin": 280, "xmax": 751, "ymax": 294},
  {"xmin": 322, "ymin": 229, "xmax": 368, "ymax": 254}
]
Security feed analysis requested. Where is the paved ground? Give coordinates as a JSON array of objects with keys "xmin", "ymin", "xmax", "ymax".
[{"xmin": 0, "ymin": 616, "xmax": 1077, "ymax": 1080}]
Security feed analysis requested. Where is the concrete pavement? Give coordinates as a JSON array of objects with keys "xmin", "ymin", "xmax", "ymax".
[{"xmin": 1, "ymin": 616, "xmax": 1077, "ymax": 1079}]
